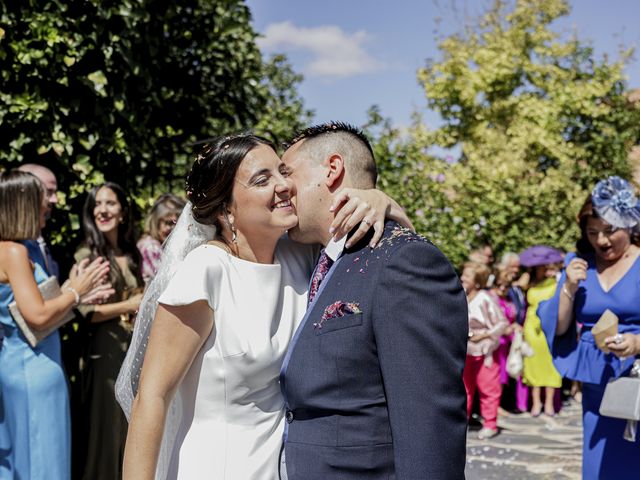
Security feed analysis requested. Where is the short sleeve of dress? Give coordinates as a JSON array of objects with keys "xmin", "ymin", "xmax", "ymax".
[{"xmin": 158, "ymin": 245, "xmax": 224, "ymax": 312}]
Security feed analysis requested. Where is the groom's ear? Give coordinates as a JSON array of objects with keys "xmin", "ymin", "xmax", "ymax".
[{"xmin": 325, "ymin": 153, "xmax": 345, "ymax": 189}]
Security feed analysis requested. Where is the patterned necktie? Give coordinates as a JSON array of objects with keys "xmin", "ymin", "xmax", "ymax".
[{"xmin": 308, "ymin": 250, "xmax": 333, "ymax": 304}]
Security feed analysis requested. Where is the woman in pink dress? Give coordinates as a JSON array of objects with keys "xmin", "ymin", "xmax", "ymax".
[{"xmin": 490, "ymin": 268, "xmax": 519, "ymax": 388}]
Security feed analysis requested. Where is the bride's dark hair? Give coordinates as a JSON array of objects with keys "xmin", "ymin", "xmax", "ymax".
[{"xmin": 186, "ymin": 133, "xmax": 275, "ymax": 230}]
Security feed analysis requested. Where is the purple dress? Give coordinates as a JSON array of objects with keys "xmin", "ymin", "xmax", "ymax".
[
  {"xmin": 540, "ymin": 252, "xmax": 640, "ymax": 480},
  {"xmin": 494, "ymin": 295, "xmax": 516, "ymax": 385}
]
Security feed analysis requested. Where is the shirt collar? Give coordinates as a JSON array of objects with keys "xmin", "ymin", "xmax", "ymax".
[{"xmin": 324, "ymin": 235, "xmax": 347, "ymax": 262}]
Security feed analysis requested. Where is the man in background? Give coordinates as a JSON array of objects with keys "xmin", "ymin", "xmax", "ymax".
[{"xmin": 17, "ymin": 163, "xmax": 60, "ymax": 279}]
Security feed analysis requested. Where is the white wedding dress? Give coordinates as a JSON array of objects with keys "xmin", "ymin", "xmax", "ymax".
[{"xmin": 156, "ymin": 238, "xmax": 315, "ymax": 480}]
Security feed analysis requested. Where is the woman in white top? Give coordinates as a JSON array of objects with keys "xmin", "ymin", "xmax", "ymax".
[
  {"xmin": 118, "ymin": 133, "xmax": 406, "ymax": 480},
  {"xmin": 460, "ymin": 261, "xmax": 508, "ymax": 440}
]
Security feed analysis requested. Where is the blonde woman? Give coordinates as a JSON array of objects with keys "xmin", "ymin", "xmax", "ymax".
[{"xmin": 138, "ymin": 193, "xmax": 186, "ymax": 283}]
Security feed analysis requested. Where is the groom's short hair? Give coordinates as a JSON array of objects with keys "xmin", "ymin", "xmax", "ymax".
[{"xmin": 285, "ymin": 122, "xmax": 377, "ymax": 189}]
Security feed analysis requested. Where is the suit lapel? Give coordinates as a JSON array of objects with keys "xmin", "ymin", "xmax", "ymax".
[{"xmin": 280, "ymin": 255, "xmax": 345, "ymax": 384}]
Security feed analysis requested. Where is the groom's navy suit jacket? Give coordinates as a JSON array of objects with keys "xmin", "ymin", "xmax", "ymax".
[{"xmin": 281, "ymin": 222, "xmax": 468, "ymax": 479}]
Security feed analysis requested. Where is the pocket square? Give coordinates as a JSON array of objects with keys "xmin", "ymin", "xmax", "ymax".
[{"xmin": 314, "ymin": 301, "xmax": 362, "ymax": 330}]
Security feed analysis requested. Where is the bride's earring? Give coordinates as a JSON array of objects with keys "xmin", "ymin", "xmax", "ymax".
[
  {"xmin": 230, "ymin": 223, "xmax": 237, "ymax": 244},
  {"xmin": 224, "ymin": 210, "xmax": 237, "ymax": 244}
]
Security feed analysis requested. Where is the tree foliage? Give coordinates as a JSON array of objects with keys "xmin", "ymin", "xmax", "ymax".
[
  {"xmin": 0, "ymin": 0, "xmax": 311, "ymax": 260},
  {"xmin": 379, "ymin": 0, "xmax": 640, "ymax": 267},
  {"xmin": 364, "ymin": 108, "xmax": 469, "ymax": 264}
]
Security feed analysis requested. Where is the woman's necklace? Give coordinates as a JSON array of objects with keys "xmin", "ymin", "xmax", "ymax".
[{"xmin": 208, "ymin": 238, "xmax": 240, "ymax": 258}]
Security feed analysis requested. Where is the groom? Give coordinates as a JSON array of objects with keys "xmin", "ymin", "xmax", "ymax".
[{"xmin": 279, "ymin": 123, "xmax": 468, "ymax": 479}]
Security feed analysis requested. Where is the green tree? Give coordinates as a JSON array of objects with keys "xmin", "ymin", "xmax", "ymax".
[
  {"xmin": 0, "ymin": 0, "xmax": 310, "ymax": 257},
  {"xmin": 255, "ymin": 54, "xmax": 314, "ymax": 147},
  {"xmin": 364, "ymin": 108, "xmax": 473, "ymax": 266},
  {"xmin": 411, "ymin": 0, "xmax": 640, "ymax": 266}
]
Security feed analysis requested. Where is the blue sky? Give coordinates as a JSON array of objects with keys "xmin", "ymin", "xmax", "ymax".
[{"xmin": 246, "ymin": 0, "xmax": 640, "ymax": 131}]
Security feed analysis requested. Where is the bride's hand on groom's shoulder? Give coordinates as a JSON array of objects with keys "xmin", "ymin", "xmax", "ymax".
[{"xmin": 330, "ymin": 188, "xmax": 414, "ymax": 248}]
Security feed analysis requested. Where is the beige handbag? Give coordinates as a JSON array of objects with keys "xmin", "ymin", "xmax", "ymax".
[{"xmin": 8, "ymin": 276, "xmax": 75, "ymax": 348}]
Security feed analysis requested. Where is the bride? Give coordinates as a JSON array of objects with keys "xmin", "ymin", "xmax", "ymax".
[{"xmin": 117, "ymin": 133, "xmax": 408, "ymax": 479}]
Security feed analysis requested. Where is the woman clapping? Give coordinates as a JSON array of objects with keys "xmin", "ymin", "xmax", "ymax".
[
  {"xmin": 0, "ymin": 170, "xmax": 112, "ymax": 479},
  {"xmin": 74, "ymin": 182, "xmax": 144, "ymax": 480}
]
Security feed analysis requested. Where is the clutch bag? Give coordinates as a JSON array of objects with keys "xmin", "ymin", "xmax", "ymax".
[
  {"xmin": 8, "ymin": 276, "xmax": 75, "ymax": 348},
  {"xmin": 592, "ymin": 309, "xmax": 619, "ymax": 353},
  {"xmin": 599, "ymin": 362, "xmax": 640, "ymax": 421}
]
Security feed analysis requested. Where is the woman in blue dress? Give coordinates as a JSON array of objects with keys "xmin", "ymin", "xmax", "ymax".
[
  {"xmin": 0, "ymin": 170, "xmax": 111, "ymax": 479},
  {"xmin": 540, "ymin": 176, "xmax": 640, "ymax": 480}
]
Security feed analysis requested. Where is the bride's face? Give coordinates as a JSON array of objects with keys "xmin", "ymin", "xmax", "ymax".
[{"xmin": 229, "ymin": 144, "xmax": 298, "ymax": 238}]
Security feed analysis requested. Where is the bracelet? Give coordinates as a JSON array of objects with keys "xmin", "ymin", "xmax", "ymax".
[
  {"xmin": 65, "ymin": 286, "xmax": 80, "ymax": 306},
  {"xmin": 561, "ymin": 285, "xmax": 574, "ymax": 302}
]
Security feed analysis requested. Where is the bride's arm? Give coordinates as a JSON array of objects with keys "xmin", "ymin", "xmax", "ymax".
[
  {"xmin": 123, "ymin": 301, "xmax": 213, "ymax": 480},
  {"xmin": 330, "ymin": 188, "xmax": 414, "ymax": 248}
]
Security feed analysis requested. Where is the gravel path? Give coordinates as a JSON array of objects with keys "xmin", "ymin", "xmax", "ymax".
[{"xmin": 465, "ymin": 400, "xmax": 583, "ymax": 479}]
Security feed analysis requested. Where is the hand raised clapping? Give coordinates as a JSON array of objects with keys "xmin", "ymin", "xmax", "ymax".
[{"xmin": 69, "ymin": 257, "xmax": 115, "ymax": 304}]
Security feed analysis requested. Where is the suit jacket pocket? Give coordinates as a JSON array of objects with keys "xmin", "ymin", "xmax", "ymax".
[{"xmin": 315, "ymin": 313, "xmax": 363, "ymax": 335}]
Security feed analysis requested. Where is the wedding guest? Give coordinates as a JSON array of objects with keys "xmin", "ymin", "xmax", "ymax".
[
  {"xmin": 137, "ymin": 193, "xmax": 186, "ymax": 283},
  {"xmin": 74, "ymin": 182, "xmax": 143, "ymax": 480},
  {"xmin": 520, "ymin": 245, "xmax": 563, "ymax": 417},
  {"xmin": 18, "ymin": 163, "xmax": 81, "ymax": 408},
  {"xmin": 17, "ymin": 163, "xmax": 60, "ymax": 278},
  {"xmin": 481, "ymin": 242, "xmax": 495, "ymax": 266},
  {"xmin": 461, "ymin": 261, "xmax": 508, "ymax": 439},
  {"xmin": 498, "ymin": 252, "xmax": 527, "ymax": 323},
  {"xmin": 0, "ymin": 170, "xmax": 111, "ymax": 479},
  {"xmin": 540, "ymin": 176, "xmax": 640, "ymax": 480},
  {"xmin": 499, "ymin": 251, "xmax": 529, "ymax": 412},
  {"xmin": 470, "ymin": 242, "xmax": 496, "ymax": 287},
  {"xmin": 490, "ymin": 267, "xmax": 521, "ymax": 408}
]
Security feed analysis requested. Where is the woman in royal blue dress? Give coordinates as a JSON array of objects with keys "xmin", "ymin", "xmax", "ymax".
[
  {"xmin": 0, "ymin": 170, "xmax": 111, "ymax": 479},
  {"xmin": 540, "ymin": 176, "xmax": 640, "ymax": 480}
]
